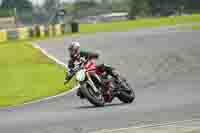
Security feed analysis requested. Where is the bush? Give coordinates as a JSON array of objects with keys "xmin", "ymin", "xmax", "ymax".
[{"xmin": 0, "ymin": 9, "xmax": 12, "ymax": 17}]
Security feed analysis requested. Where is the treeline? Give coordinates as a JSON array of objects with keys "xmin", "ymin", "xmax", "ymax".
[
  {"xmin": 63, "ymin": 0, "xmax": 200, "ymax": 19},
  {"xmin": 0, "ymin": 0, "xmax": 32, "ymax": 17},
  {"xmin": 129, "ymin": 0, "xmax": 200, "ymax": 18},
  {"xmin": 0, "ymin": 0, "xmax": 199, "ymax": 19}
]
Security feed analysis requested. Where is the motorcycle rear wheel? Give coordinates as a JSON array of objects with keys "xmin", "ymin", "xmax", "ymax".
[{"xmin": 117, "ymin": 80, "xmax": 135, "ymax": 103}]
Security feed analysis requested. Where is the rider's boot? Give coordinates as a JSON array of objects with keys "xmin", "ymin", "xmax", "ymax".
[{"xmin": 76, "ymin": 88, "xmax": 85, "ymax": 99}]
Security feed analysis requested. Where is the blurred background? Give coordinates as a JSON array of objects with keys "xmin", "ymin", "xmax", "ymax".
[{"xmin": 0, "ymin": 0, "xmax": 199, "ymax": 28}]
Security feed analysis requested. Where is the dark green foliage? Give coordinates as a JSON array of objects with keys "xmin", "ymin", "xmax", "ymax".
[
  {"xmin": 0, "ymin": 9, "xmax": 12, "ymax": 17},
  {"xmin": 43, "ymin": 0, "xmax": 59, "ymax": 13},
  {"xmin": 128, "ymin": 0, "xmax": 151, "ymax": 19},
  {"xmin": 128, "ymin": 0, "xmax": 200, "ymax": 18},
  {"xmin": 1, "ymin": 0, "xmax": 32, "ymax": 11}
]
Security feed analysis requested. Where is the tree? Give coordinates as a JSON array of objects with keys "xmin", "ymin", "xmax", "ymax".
[
  {"xmin": 43, "ymin": 0, "xmax": 60, "ymax": 13},
  {"xmin": 149, "ymin": 0, "xmax": 183, "ymax": 16},
  {"xmin": 73, "ymin": 0, "xmax": 98, "ymax": 18},
  {"xmin": 128, "ymin": 0, "xmax": 151, "ymax": 19},
  {"xmin": 128, "ymin": 0, "xmax": 138, "ymax": 19},
  {"xmin": 183, "ymin": 0, "xmax": 200, "ymax": 12},
  {"xmin": 102, "ymin": 0, "xmax": 109, "ymax": 4},
  {"xmin": 1, "ymin": 0, "xmax": 32, "ymax": 11}
]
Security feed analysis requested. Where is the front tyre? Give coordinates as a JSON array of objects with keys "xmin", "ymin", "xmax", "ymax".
[
  {"xmin": 80, "ymin": 83, "xmax": 105, "ymax": 107},
  {"xmin": 118, "ymin": 80, "xmax": 135, "ymax": 103}
]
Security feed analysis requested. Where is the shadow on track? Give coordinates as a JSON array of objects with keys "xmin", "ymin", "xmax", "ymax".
[{"xmin": 76, "ymin": 102, "xmax": 128, "ymax": 109}]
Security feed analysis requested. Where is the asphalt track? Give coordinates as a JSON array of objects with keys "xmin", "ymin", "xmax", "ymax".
[{"xmin": 1, "ymin": 27, "xmax": 200, "ymax": 133}]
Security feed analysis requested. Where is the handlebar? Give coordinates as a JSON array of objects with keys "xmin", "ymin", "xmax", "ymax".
[
  {"xmin": 69, "ymin": 58, "xmax": 89, "ymax": 76},
  {"xmin": 64, "ymin": 58, "xmax": 90, "ymax": 85}
]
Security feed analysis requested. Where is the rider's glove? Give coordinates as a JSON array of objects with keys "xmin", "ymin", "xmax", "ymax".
[{"xmin": 65, "ymin": 69, "xmax": 74, "ymax": 81}]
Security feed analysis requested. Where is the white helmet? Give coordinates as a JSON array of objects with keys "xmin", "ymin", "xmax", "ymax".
[{"xmin": 69, "ymin": 41, "xmax": 80, "ymax": 50}]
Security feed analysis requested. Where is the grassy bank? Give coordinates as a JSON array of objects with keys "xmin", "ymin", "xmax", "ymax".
[
  {"xmin": 0, "ymin": 41, "xmax": 74, "ymax": 107},
  {"xmin": 177, "ymin": 25, "xmax": 200, "ymax": 30},
  {"xmin": 80, "ymin": 14, "xmax": 200, "ymax": 33}
]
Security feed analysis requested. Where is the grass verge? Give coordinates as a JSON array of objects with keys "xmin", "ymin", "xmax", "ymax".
[
  {"xmin": 0, "ymin": 41, "xmax": 75, "ymax": 107},
  {"xmin": 177, "ymin": 25, "xmax": 200, "ymax": 30},
  {"xmin": 80, "ymin": 14, "xmax": 200, "ymax": 33}
]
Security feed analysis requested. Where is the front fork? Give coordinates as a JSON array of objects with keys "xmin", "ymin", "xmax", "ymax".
[{"xmin": 85, "ymin": 72, "xmax": 100, "ymax": 93}]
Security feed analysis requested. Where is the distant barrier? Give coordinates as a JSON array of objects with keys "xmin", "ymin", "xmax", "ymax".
[
  {"xmin": 55, "ymin": 24, "xmax": 62, "ymax": 36},
  {"xmin": 0, "ymin": 22, "xmax": 79, "ymax": 43},
  {"xmin": 18, "ymin": 27, "xmax": 29, "ymax": 40},
  {"xmin": 7, "ymin": 29, "xmax": 18, "ymax": 40},
  {"xmin": 0, "ymin": 17, "xmax": 15, "ymax": 29},
  {"xmin": 0, "ymin": 30, "xmax": 7, "ymax": 42},
  {"xmin": 48, "ymin": 25, "xmax": 54, "ymax": 37},
  {"xmin": 39, "ymin": 25, "xmax": 45, "ymax": 37}
]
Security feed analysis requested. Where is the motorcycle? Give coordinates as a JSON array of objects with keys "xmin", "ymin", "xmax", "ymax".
[{"xmin": 64, "ymin": 58, "xmax": 135, "ymax": 107}]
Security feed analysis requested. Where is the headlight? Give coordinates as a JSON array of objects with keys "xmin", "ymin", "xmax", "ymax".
[{"xmin": 76, "ymin": 69, "xmax": 86, "ymax": 81}]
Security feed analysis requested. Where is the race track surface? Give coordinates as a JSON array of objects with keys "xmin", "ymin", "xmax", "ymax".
[{"xmin": 1, "ymin": 28, "xmax": 200, "ymax": 133}]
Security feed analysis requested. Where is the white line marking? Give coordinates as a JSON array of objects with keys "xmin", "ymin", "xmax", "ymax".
[
  {"xmin": 92, "ymin": 118, "xmax": 200, "ymax": 133},
  {"xmin": 0, "ymin": 42, "xmax": 78, "ymax": 110},
  {"xmin": 32, "ymin": 42, "xmax": 68, "ymax": 68}
]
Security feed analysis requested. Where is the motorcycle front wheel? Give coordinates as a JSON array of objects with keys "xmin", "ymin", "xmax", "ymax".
[{"xmin": 80, "ymin": 82, "xmax": 105, "ymax": 107}]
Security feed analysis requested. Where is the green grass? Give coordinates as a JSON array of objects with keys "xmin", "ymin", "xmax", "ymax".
[
  {"xmin": 177, "ymin": 25, "xmax": 200, "ymax": 30},
  {"xmin": 0, "ymin": 41, "xmax": 75, "ymax": 107},
  {"xmin": 80, "ymin": 14, "xmax": 200, "ymax": 33}
]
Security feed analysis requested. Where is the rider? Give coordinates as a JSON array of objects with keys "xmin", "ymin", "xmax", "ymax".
[{"xmin": 66, "ymin": 41, "xmax": 121, "ymax": 98}]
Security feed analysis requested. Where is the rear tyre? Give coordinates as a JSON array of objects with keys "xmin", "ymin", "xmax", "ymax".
[
  {"xmin": 117, "ymin": 80, "xmax": 135, "ymax": 103},
  {"xmin": 80, "ymin": 83, "xmax": 105, "ymax": 107}
]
